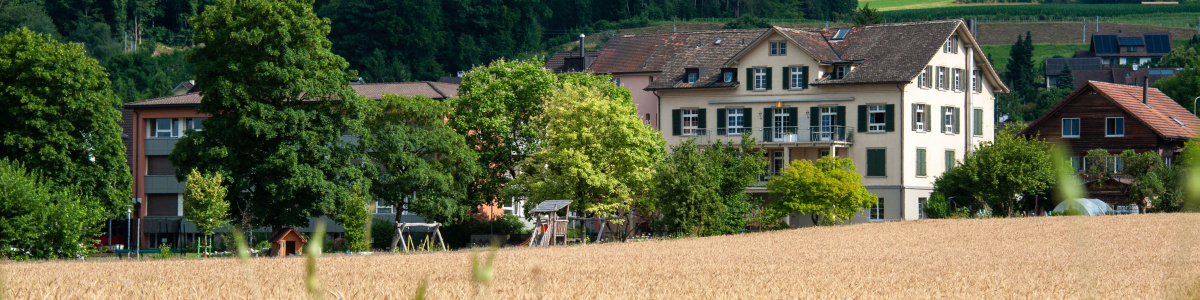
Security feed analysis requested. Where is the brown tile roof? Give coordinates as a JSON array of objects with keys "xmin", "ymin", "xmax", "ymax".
[
  {"xmin": 774, "ymin": 27, "xmax": 839, "ymax": 62},
  {"xmin": 124, "ymin": 82, "xmax": 459, "ymax": 108},
  {"xmin": 1028, "ymin": 81, "xmax": 1200, "ymax": 139},
  {"xmin": 641, "ymin": 29, "xmax": 771, "ymax": 90},
  {"xmin": 544, "ymin": 50, "xmax": 600, "ymax": 73},
  {"xmin": 589, "ymin": 33, "xmax": 674, "ymax": 74},
  {"xmin": 815, "ymin": 20, "xmax": 966, "ymax": 85}
]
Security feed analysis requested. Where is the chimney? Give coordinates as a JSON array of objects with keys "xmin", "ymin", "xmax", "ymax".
[
  {"xmin": 579, "ymin": 33, "xmax": 586, "ymax": 58},
  {"xmin": 1143, "ymin": 76, "xmax": 1149, "ymax": 105}
]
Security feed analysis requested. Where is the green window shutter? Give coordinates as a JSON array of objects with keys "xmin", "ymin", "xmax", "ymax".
[
  {"xmin": 924, "ymin": 105, "xmax": 932, "ymax": 132},
  {"xmin": 885, "ymin": 104, "xmax": 895, "ymax": 132},
  {"xmin": 745, "ymin": 108, "xmax": 753, "ymax": 129},
  {"xmin": 917, "ymin": 148, "xmax": 927, "ymax": 176},
  {"xmin": 765, "ymin": 67, "xmax": 773, "ymax": 90},
  {"xmin": 911, "ymin": 103, "xmax": 918, "ymax": 131},
  {"xmin": 809, "ymin": 107, "xmax": 819, "ymax": 127},
  {"xmin": 786, "ymin": 107, "xmax": 798, "ymax": 127},
  {"xmin": 698, "ymin": 109, "xmax": 707, "ymax": 129},
  {"xmin": 671, "ymin": 109, "xmax": 682, "ymax": 136},
  {"xmin": 764, "ymin": 108, "xmax": 774, "ymax": 141},
  {"xmin": 782, "ymin": 67, "xmax": 791, "ymax": 89},
  {"xmin": 940, "ymin": 107, "xmax": 946, "ymax": 133},
  {"xmin": 717, "ymin": 108, "xmax": 727, "ymax": 131},
  {"xmin": 973, "ymin": 108, "xmax": 983, "ymax": 136},
  {"xmin": 746, "ymin": 68, "xmax": 753, "ymax": 90},
  {"xmin": 836, "ymin": 106, "xmax": 846, "ymax": 127},
  {"xmin": 946, "ymin": 150, "xmax": 956, "ymax": 171},
  {"xmin": 954, "ymin": 108, "xmax": 961, "ymax": 134},
  {"xmin": 857, "ymin": 105, "xmax": 867, "ymax": 132},
  {"xmin": 867, "ymin": 148, "xmax": 886, "ymax": 176},
  {"xmin": 802, "ymin": 66, "xmax": 810, "ymax": 89}
]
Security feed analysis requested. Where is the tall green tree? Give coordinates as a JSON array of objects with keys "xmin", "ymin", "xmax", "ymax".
[
  {"xmin": 934, "ymin": 124, "xmax": 1054, "ymax": 217},
  {"xmin": 449, "ymin": 60, "xmax": 557, "ymax": 208},
  {"xmin": 171, "ymin": 0, "xmax": 368, "ymax": 232},
  {"xmin": 851, "ymin": 3, "xmax": 882, "ymax": 26},
  {"xmin": 0, "ymin": 159, "xmax": 107, "ymax": 260},
  {"xmin": 1153, "ymin": 58, "xmax": 1200, "ymax": 113},
  {"xmin": 0, "ymin": 28, "xmax": 131, "ymax": 217},
  {"xmin": 182, "ymin": 168, "xmax": 229, "ymax": 254},
  {"xmin": 1055, "ymin": 62, "xmax": 1074, "ymax": 90},
  {"xmin": 1119, "ymin": 150, "xmax": 1165, "ymax": 213},
  {"xmin": 764, "ymin": 155, "xmax": 876, "ymax": 225},
  {"xmin": 359, "ymin": 94, "xmax": 479, "ymax": 251},
  {"xmin": 509, "ymin": 78, "xmax": 664, "ymax": 240},
  {"xmin": 653, "ymin": 137, "xmax": 766, "ymax": 236}
]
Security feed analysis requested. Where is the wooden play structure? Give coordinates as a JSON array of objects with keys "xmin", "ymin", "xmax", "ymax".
[
  {"xmin": 395, "ymin": 222, "xmax": 447, "ymax": 252},
  {"xmin": 269, "ymin": 227, "xmax": 307, "ymax": 257},
  {"xmin": 528, "ymin": 200, "xmax": 572, "ymax": 247}
]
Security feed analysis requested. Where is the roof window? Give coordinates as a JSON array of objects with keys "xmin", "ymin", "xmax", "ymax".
[
  {"xmin": 832, "ymin": 28, "xmax": 850, "ymax": 40},
  {"xmin": 1172, "ymin": 116, "xmax": 1186, "ymax": 127}
]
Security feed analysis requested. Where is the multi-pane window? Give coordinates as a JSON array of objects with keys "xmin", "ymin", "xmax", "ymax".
[
  {"xmin": 682, "ymin": 109, "xmax": 699, "ymax": 135},
  {"xmin": 186, "ymin": 118, "xmax": 205, "ymax": 132},
  {"xmin": 1127, "ymin": 46, "xmax": 1137, "ymax": 52},
  {"xmin": 1106, "ymin": 117, "xmax": 1125, "ymax": 137},
  {"xmin": 918, "ymin": 197, "xmax": 928, "ymax": 219},
  {"xmin": 753, "ymin": 68, "xmax": 767, "ymax": 90},
  {"xmin": 1062, "ymin": 118, "xmax": 1081, "ymax": 138},
  {"xmin": 943, "ymin": 107, "xmax": 958, "ymax": 133},
  {"xmin": 936, "ymin": 67, "xmax": 949, "ymax": 90},
  {"xmin": 772, "ymin": 151, "xmax": 784, "ymax": 176},
  {"xmin": 951, "ymin": 36, "xmax": 959, "ymax": 54},
  {"xmin": 727, "ymin": 108, "xmax": 745, "ymax": 134},
  {"xmin": 832, "ymin": 65, "xmax": 848, "ymax": 80},
  {"xmin": 867, "ymin": 105, "xmax": 886, "ymax": 132},
  {"xmin": 919, "ymin": 65, "xmax": 932, "ymax": 88},
  {"xmin": 686, "ymin": 72, "xmax": 698, "ymax": 83},
  {"xmin": 790, "ymin": 67, "xmax": 806, "ymax": 89},
  {"xmin": 944, "ymin": 39, "xmax": 952, "ymax": 53},
  {"xmin": 972, "ymin": 70, "xmax": 982, "ymax": 92},
  {"xmin": 770, "ymin": 41, "xmax": 787, "ymax": 56},
  {"xmin": 375, "ymin": 200, "xmax": 394, "ymax": 214},
  {"xmin": 723, "ymin": 71, "xmax": 734, "ymax": 83},
  {"xmin": 870, "ymin": 197, "xmax": 885, "ymax": 221},
  {"xmin": 150, "ymin": 118, "xmax": 179, "ymax": 138},
  {"xmin": 952, "ymin": 68, "xmax": 963, "ymax": 91},
  {"xmin": 914, "ymin": 104, "xmax": 927, "ymax": 131}
]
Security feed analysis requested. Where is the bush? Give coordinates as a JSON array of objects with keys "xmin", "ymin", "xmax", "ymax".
[
  {"xmin": 923, "ymin": 193, "xmax": 951, "ymax": 219},
  {"xmin": 370, "ymin": 219, "xmax": 396, "ymax": 250},
  {"xmin": 0, "ymin": 159, "xmax": 107, "ymax": 260},
  {"xmin": 441, "ymin": 215, "xmax": 528, "ymax": 249},
  {"xmin": 723, "ymin": 15, "xmax": 771, "ymax": 29},
  {"xmin": 158, "ymin": 243, "xmax": 173, "ymax": 259},
  {"xmin": 1062, "ymin": 209, "xmax": 1082, "ymax": 216}
]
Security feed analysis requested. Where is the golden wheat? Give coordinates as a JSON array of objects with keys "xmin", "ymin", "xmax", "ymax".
[{"xmin": 5, "ymin": 213, "xmax": 1200, "ymax": 299}]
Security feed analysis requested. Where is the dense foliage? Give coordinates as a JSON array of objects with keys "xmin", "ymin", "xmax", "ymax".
[
  {"xmin": 652, "ymin": 138, "xmax": 766, "ymax": 236},
  {"xmin": 934, "ymin": 124, "xmax": 1055, "ymax": 217},
  {"xmin": 0, "ymin": 159, "xmax": 107, "ymax": 260},
  {"xmin": 879, "ymin": 3, "xmax": 1200, "ymax": 22},
  {"xmin": 0, "ymin": 28, "xmax": 131, "ymax": 217},
  {"xmin": 170, "ymin": 0, "xmax": 369, "ymax": 232},
  {"xmin": 765, "ymin": 155, "xmax": 876, "ymax": 225},
  {"xmin": 182, "ymin": 169, "xmax": 229, "ymax": 237}
]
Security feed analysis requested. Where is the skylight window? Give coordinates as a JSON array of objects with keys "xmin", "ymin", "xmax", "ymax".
[
  {"xmin": 833, "ymin": 28, "xmax": 850, "ymax": 40},
  {"xmin": 1172, "ymin": 116, "xmax": 1186, "ymax": 127}
]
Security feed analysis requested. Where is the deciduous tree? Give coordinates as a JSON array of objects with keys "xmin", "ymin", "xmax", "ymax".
[
  {"xmin": 171, "ymin": 0, "xmax": 368, "ymax": 233},
  {"xmin": 183, "ymin": 168, "xmax": 229, "ymax": 255},
  {"xmin": 934, "ymin": 124, "xmax": 1054, "ymax": 217},
  {"xmin": 0, "ymin": 159, "xmax": 107, "ymax": 260},
  {"xmin": 653, "ymin": 137, "xmax": 766, "ymax": 236},
  {"xmin": 765, "ymin": 155, "xmax": 876, "ymax": 225},
  {"xmin": 0, "ymin": 28, "xmax": 131, "ymax": 217}
]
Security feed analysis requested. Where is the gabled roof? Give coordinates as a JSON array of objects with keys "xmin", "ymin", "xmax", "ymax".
[
  {"xmin": 642, "ymin": 29, "xmax": 772, "ymax": 90},
  {"xmin": 589, "ymin": 33, "xmax": 675, "ymax": 74},
  {"xmin": 1025, "ymin": 81, "xmax": 1200, "ymax": 140},
  {"xmin": 269, "ymin": 227, "xmax": 308, "ymax": 243},
  {"xmin": 544, "ymin": 50, "xmax": 600, "ymax": 73},
  {"xmin": 125, "ymin": 82, "xmax": 459, "ymax": 108}
]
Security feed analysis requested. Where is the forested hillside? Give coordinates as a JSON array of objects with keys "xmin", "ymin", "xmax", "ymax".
[{"xmin": 0, "ymin": 0, "xmax": 856, "ymax": 102}]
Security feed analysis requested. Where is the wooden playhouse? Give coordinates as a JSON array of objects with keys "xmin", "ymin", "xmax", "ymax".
[{"xmin": 270, "ymin": 227, "xmax": 307, "ymax": 257}]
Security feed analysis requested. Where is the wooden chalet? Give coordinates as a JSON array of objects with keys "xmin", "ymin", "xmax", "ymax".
[{"xmin": 269, "ymin": 227, "xmax": 307, "ymax": 257}]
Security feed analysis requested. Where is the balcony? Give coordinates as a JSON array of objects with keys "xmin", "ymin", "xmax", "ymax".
[
  {"xmin": 144, "ymin": 138, "xmax": 179, "ymax": 155},
  {"xmin": 688, "ymin": 126, "xmax": 854, "ymax": 146},
  {"xmin": 144, "ymin": 175, "xmax": 186, "ymax": 194}
]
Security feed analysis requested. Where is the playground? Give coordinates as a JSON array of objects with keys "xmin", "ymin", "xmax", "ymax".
[{"xmin": 4, "ymin": 213, "xmax": 1200, "ymax": 298}]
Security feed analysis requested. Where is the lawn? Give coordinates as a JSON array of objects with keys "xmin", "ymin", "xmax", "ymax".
[
  {"xmin": 6, "ymin": 214, "xmax": 1200, "ymax": 298},
  {"xmin": 859, "ymin": 0, "xmax": 958, "ymax": 11},
  {"xmin": 982, "ymin": 43, "xmax": 1089, "ymax": 74}
]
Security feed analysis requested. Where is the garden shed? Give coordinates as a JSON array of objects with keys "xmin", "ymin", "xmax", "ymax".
[{"xmin": 270, "ymin": 227, "xmax": 307, "ymax": 257}]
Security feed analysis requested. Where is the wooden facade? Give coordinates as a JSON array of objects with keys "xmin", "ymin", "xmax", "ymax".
[{"xmin": 269, "ymin": 228, "xmax": 307, "ymax": 257}]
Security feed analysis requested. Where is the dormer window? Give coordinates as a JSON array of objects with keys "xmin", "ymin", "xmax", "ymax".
[
  {"xmin": 770, "ymin": 41, "xmax": 787, "ymax": 56},
  {"xmin": 832, "ymin": 65, "xmax": 849, "ymax": 80},
  {"xmin": 721, "ymin": 68, "xmax": 736, "ymax": 83},
  {"xmin": 685, "ymin": 68, "xmax": 699, "ymax": 84}
]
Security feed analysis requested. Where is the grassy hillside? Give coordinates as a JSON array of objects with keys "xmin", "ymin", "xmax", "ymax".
[
  {"xmin": 858, "ymin": 0, "xmax": 958, "ymax": 11},
  {"xmin": 981, "ymin": 43, "xmax": 1089, "ymax": 74},
  {"xmin": 8, "ymin": 214, "xmax": 1200, "ymax": 298}
]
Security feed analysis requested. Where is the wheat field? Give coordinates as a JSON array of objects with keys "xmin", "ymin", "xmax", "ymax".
[{"xmin": 5, "ymin": 213, "xmax": 1200, "ymax": 299}]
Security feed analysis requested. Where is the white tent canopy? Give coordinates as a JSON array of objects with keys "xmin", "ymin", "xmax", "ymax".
[{"xmin": 1053, "ymin": 198, "xmax": 1112, "ymax": 216}]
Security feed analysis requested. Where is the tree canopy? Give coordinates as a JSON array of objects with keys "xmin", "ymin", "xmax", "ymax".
[
  {"xmin": 171, "ymin": 0, "xmax": 368, "ymax": 231},
  {"xmin": 934, "ymin": 124, "xmax": 1054, "ymax": 217},
  {"xmin": 765, "ymin": 155, "xmax": 876, "ymax": 225},
  {"xmin": 0, "ymin": 27, "xmax": 131, "ymax": 217},
  {"xmin": 0, "ymin": 159, "xmax": 107, "ymax": 260},
  {"xmin": 183, "ymin": 169, "xmax": 229, "ymax": 237},
  {"xmin": 653, "ymin": 137, "xmax": 766, "ymax": 236}
]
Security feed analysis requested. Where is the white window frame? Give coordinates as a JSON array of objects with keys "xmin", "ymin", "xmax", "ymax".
[
  {"xmin": 944, "ymin": 39, "xmax": 951, "ymax": 53},
  {"xmin": 944, "ymin": 107, "xmax": 957, "ymax": 133},
  {"xmin": 1106, "ymin": 117, "xmax": 1125, "ymax": 137},
  {"xmin": 936, "ymin": 67, "xmax": 948, "ymax": 90},
  {"xmin": 375, "ymin": 200, "xmax": 394, "ymax": 214},
  {"xmin": 918, "ymin": 197, "xmax": 928, "ymax": 219},
  {"xmin": 790, "ymin": 66, "xmax": 806, "ymax": 89},
  {"xmin": 753, "ymin": 68, "xmax": 767, "ymax": 90},
  {"xmin": 867, "ymin": 105, "xmax": 886, "ymax": 132},
  {"xmin": 727, "ymin": 108, "xmax": 745, "ymax": 134},
  {"xmin": 686, "ymin": 72, "xmax": 698, "ymax": 84},
  {"xmin": 833, "ymin": 65, "xmax": 848, "ymax": 80},
  {"xmin": 919, "ymin": 65, "xmax": 932, "ymax": 88},
  {"xmin": 915, "ymin": 104, "xmax": 927, "ymax": 131},
  {"xmin": 770, "ymin": 41, "xmax": 787, "ymax": 56},
  {"xmin": 723, "ymin": 71, "xmax": 733, "ymax": 83},
  {"xmin": 952, "ymin": 68, "xmax": 963, "ymax": 91},
  {"xmin": 682, "ymin": 109, "xmax": 699, "ymax": 136},
  {"xmin": 870, "ymin": 197, "xmax": 885, "ymax": 221},
  {"xmin": 1062, "ymin": 118, "xmax": 1080, "ymax": 138},
  {"xmin": 972, "ymin": 69, "xmax": 982, "ymax": 93},
  {"xmin": 151, "ymin": 118, "xmax": 180, "ymax": 138}
]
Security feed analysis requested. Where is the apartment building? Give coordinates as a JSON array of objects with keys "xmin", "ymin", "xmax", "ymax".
[{"xmin": 640, "ymin": 20, "xmax": 1007, "ymax": 226}]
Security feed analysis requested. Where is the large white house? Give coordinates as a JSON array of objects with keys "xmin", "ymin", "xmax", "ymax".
[{"xmin": 628, "ymin": 20, "xmax": 1008, "ymax": 226}]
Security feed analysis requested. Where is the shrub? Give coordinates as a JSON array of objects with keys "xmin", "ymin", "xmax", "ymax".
[
  {"xmin": 1062, "ymin": 209, "xmax": 1082, "ymax": 216},
  {"xmin": 157, "ymin": 243, "xmax": 173, "ymax": 259},
  {"xmin": 370, "ymin": 219, "xmax": 396, "ymax": 250},
  {"xmin": 441, "ymin": 215, "xmax": 528, "ymax": 249},
  {"xmin": 923, "ymin": 193, "xmax": 951, "ymax": 219}
]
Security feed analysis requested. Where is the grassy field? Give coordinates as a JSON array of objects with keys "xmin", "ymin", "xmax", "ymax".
[
  {"xmin": 981, "ymin": 43, "xmax": 1089, "ymax": 75},
  {"xmin": 5, "ymin": 213, "xmax": 1200, "ymax": 298},
  {"xmin": 859, "ymin": 0, "xmax": 958, "ymax": 11}
]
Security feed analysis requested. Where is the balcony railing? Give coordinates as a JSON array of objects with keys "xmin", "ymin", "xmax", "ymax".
[{"xmin": 683, "ymin": 126, "xmax": 853, "ymax": 144}]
